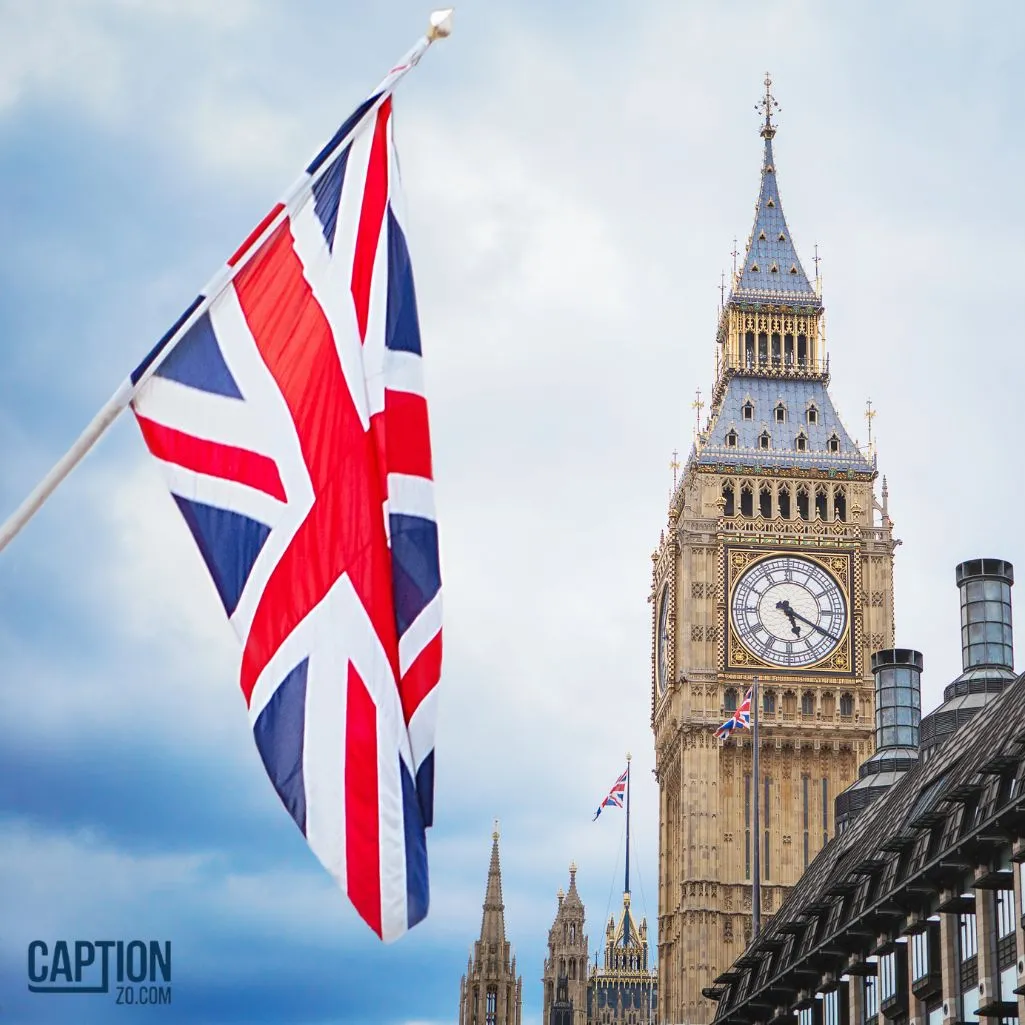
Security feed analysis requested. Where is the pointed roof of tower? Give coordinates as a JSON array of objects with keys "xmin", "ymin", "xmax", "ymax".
[
  {"xmin": 479, "ymin": 820, "xmax": 507, "ymax": 945},
  {"xmin": 562, "ymin": 861, "xmax": 583, "ymax": 909},
  {"xmin": 611, "ymin": 891, "xmax": 643, "ymax": 948},
  {"xmin": 730, "ymin": 75, "xmax": 820, "ymax": 308}
]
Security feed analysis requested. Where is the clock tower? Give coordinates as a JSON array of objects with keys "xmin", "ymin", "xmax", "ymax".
[{"xmin": 651, "ymin": 79, "xmax": 896, "ymax": 1025}]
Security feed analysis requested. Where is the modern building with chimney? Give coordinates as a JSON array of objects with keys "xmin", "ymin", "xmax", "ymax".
[{"xmin": 708, "ymin": 558, "xmax": 1025, "ymax": 1025}]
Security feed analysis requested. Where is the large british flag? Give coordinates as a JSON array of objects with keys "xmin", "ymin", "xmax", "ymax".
[{"xmin": 129, "ymin": 65, "xmax": 441, "ymax": 941}]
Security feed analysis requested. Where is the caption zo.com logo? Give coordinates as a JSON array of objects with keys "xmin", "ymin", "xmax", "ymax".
[{"xmin": 28, "ymin": 939, "xmax": 172, "ymax": 1005}]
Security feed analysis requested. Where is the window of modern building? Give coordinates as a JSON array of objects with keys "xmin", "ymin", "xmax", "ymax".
[
  {"xmin": 927, "ymin": 1003, "xmax": 943, "ymax": 1025},
  {"xmin": 962, "ymin": 985, "xmax": 980, "ymax": 1024},
  {"xmin": 879, "ymin": 952, "xmax": 897, "ymax": 1003},
  {"xmin": 996, "ymin": 889, "xmax": 1015, "ymax": 938},
  {"xmin": 960, "ymin": 913, "xmax": 978, "ymax": 961},
  {"xmin": 911, "ymin": 930, "xmax": 930, "ymax": 981},
  {"xmin": 823, "ymin": 989, "xmax": 840, "ymax": 1025},
  {"xmin": 864, "ymin": 976, "xmax": 879, "ymax": 1021}
]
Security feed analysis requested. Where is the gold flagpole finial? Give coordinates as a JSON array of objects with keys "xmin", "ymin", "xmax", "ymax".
[{"xmin": 427, "ymin": 8, "xmax": 454, "ymax": 41}]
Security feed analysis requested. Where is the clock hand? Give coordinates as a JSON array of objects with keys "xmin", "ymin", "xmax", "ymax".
[
  {"xmin": 783, "ymin": 604, "xmax": 840, "ymax": 643},
  {"xmin": 774, "ymin": 600, "xmax": 802, "ymax": 637}
]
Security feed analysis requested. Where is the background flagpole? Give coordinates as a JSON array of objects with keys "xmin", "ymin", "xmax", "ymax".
[
  {"xmin": 625, "ymin": 752, "xmax": 631, "ymax": 897},
  {"xmin": 0, "ymin": 8, "xmax": 454, "ymax": 558},
  {"xmin": 751, "ymin": 674, "xmax": 761, "ymax": 939}
]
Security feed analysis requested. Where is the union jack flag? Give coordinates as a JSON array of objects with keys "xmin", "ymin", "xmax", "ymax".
[
  {"xmin": 593, "ymin": 768, "xmax": 629, "ymax": 821},
  {"xmin": 715, "ymin": 687, "xmax": 753, "ymax": 741},
  {"xmin": 129, "ymin": 66, "xmax": 440, "ymax": 941}
]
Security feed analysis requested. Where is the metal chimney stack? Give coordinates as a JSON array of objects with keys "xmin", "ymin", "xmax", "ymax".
[
  {"xmin": 956, "ymin": 558, "xmax": 1014, "ymax": 671},
  {"xmin": 870, "ymin": 648, "xmax": 922, "ymax": 752}
]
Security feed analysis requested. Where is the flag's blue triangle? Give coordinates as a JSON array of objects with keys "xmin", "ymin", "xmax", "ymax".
[
  {"xmin": 171, "ymin": 496, "xmax": 270, "ymax": 616},
  {"xmin": 155, "ymin": 310, "xmax": 243, "ymax": 399},
  {"xmin": 312, "ymin": 143, "xmax": 352, "ymax": 254},
  {"xmin": 254, "ymin": 658, "xmax": 309, "ymax": 835}
]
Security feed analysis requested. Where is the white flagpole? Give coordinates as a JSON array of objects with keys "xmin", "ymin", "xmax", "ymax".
[{"xmin": 0, "ymin": 9, "xmax": 454, "ymax": 557}]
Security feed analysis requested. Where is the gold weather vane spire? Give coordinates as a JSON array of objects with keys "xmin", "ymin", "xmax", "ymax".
[
  {"xmin": 691, "ymin": 388, "xmax": 705, "ymax": 440},
  {"xmin": 756, "ymin": 72, "xmax": 780, "ymax": 138},
  {"xmin": 865, "ymin": 399, "xmax": 877, "ymax": 449},
  {"xmin": 670, "ymin": 449, "xmax": 680, "ymax": 490}
]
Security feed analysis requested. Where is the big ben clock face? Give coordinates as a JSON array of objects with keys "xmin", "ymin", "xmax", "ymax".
[
  {"xmin": 730, "ymin": 554, "xmax": 848, "ymax": 668},
  {"xmin": 656, "ymin": 584, "xmax": 670, "ymax": 695}
]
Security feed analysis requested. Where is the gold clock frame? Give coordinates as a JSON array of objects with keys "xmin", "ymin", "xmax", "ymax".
[{"xmin": 723, "ymin": 546, "xmax": 855, "ymax": 676}]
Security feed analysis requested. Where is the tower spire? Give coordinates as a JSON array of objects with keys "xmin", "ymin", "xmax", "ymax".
[
  {"xmin": 728, "ymin": 76, "xmax": 819, "ymax": 308},
  {"xmin": 480, "ymin": 820, "xmax": 507, "ymax": 947}
]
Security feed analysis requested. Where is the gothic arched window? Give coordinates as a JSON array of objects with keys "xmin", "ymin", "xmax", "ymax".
[
  {"xmin": 763, "ymin": 689, "xmax": 777, "ymax": 715},
  {"xmin": 801, "ymin": 691, "xmax": 815, "ymax": 716},
  {"xmin": 724, "ymin": 688, "xmax": 738, "ymax": 712},
  {"xmin": 840, "ymin": 692, "xmax": 854, "ymax": 717}
]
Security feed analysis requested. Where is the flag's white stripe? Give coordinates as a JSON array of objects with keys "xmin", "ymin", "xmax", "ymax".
[
  {"xmin": 387, "ymin": 473, "xmax": 436, "ymax": 521},
  {"xmin": 158, "ymin": 462, "xmax": 286, "ymax": 530},
  {"xmin": 134, "ymin": 375, "xmax": 273, "ymax": 456},
  {"xmin": 406, "ymin": 686, "xmax": 439, "ymax": 776},
  {"xmin": 398, "ymin": 590, "xmax": 442, "ymax": 676},
  {"xmin": 376, "ymin": 708, "xmax": 411, "ymax": 943},
  {"xmin": 302, "ymin": 611, "xmax": 350, "ymax": 886},
  {"xmin": 383, "ymin": 349, "xmax": 426, "ymax": 398},
  {"xmin": 361, "ymin": 203, "xmax": 391, "ymax": 421},
  {"xmin": 325, "ymin": 576, "xmax": 417, "ymax": 942}
]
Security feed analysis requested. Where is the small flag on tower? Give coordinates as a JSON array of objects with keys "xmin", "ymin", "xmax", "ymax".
[
  {"xmin": 593, "ymin": 767, "xmax": 629, "ymax": 820},
  {"xmin": 715, "ymin": 687, "xmax": 753, "ymax": 740}
]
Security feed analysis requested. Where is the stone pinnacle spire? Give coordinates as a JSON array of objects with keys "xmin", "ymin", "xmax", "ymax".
[{"xmin": 479, "ymin": 820, "xmax": 507, "ymax": 947}]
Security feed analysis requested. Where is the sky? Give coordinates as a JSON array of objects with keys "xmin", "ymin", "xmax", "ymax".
[{"xmin": 1, "ymin": 1, "xmax": 1024, "ymax": 1023}]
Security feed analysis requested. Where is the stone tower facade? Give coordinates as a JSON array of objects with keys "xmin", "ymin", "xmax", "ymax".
[
  {"xmin": 459, "ymin": 826, "xmax": 523, "ymax": 1025},
  {"xmin": 542, "ymin": 864, "xmax": 589, "ymax": 1025},
  {"xmin": 650, "ymin": 82, "xmax": 897, "ymax": 1024}
]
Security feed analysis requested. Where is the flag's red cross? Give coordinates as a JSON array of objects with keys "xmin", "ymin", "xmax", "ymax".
[{"xmin": 230, "ymin": 101, "xmax": 407, "ymax": 937}]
